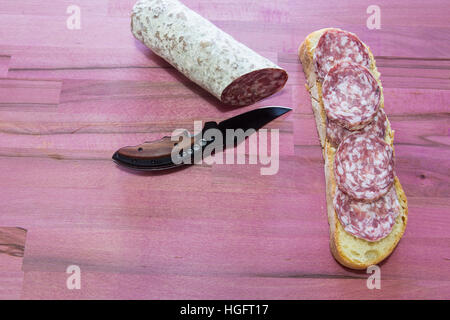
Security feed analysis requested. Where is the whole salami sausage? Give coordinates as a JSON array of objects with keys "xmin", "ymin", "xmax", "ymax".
[
  {"xmin": 334, "ymin": 133, "xmax": 395, "ymax": 201},
  {"xmin": 313, "ymin": 29, "xmax": 371, "ymax": 81},
  {"xmin": 322, "ymin": 62, "xmax": 381, "ymax": 130},
  {"xmin": 131, "ymin": 0, "xmax": 288, "ymax": 106},
  {"xmin": 327, "ymin": 108, "xmax": 388, "ymax": 147},
  {"xmin": 333, "ymin": 186, "xmax": 400, "ymax": 242}
]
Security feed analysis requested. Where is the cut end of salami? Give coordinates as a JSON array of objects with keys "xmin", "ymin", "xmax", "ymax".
[
  {"xmin": 221, "ymin": 68, "xmax": 288, "ymax": 106},
  {"xmin": 334, "ymin": 186, "xmax": 400, "ymax": 242},
  {"xmin": 322, "ymin": 62, "xmax": 381, "ymax": 130},
  {"xmin": 327, "ymin": 108, "xmax": 387, "ymax": 147},
  {"xmin": 334, "ymin": 133, "xmax": 394, "ymax": 201},
  {"xmin": 313, "ymin": 29, "xmax": 371, "ymax": 80}
]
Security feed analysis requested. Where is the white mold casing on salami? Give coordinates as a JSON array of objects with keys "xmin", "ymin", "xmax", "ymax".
[{"xmin": 131, "ymin": 0, "xmax": 288, "ymax": 106}]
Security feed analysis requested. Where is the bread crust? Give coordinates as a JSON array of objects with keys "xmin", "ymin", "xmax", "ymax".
[{"xmin": 298, "ymin": 28, "xmax": 408, "ymax": 270}]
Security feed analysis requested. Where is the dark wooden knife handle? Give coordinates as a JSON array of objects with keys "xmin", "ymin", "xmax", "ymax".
[{"xmin": 117, "ymin": 132, "xmax": 195, "ymax": 160}]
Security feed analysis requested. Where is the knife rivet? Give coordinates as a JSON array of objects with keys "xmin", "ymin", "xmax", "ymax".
[
  {"xmin": 193, "ymin": 144, "xmax": 200, "ymax": 151},
  {"xmin": 182, "ymin": 151, "xmax": 188, "ymax": 157},
  {"xmin": 187, "ymin": 148, "xmax": 193, "ymax": 155},
  {"xmin": 199, "ymin": 139, "xmax": 207, "ymax": 146}
]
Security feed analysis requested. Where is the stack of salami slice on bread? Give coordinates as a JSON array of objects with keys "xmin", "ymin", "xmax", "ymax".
[{"xmin": 299, "ymin": 28, "xmax": 408, "ymax": 269}]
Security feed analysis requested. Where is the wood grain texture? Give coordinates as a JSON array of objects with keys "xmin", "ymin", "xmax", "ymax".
[
  {"xmin": 0, "ymin": 227, "xmax": 27, "ymax": 300},
  {"xmin": 0, "ymin": 0, "xmax": 449, "ymax": 299}
]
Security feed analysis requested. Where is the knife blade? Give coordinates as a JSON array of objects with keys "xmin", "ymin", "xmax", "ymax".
[{"xmin": 112, "ymin": 106, "xmax": 291, "ymax": 171}]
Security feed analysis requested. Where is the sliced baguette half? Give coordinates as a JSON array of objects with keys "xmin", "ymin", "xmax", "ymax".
[{"xmin": 298, "ymin": 28, "xmax": 408, "ymax": 270}]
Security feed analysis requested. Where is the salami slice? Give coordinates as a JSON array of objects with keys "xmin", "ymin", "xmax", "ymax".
[
  {"xmin": 313, "ymin": 29, "xmax": 371, "ymax": 80},
  {"xmin": 334, "ymin": 133, "xmax": 394, "ymax": 201},
  {"xmin": 322, "ymin": 62, "xmax": 381, "ymax": 130},
  {"xmin": 131, "ymin": 0, "xmax": 288, "ymax": 106},
  {"xmin": 334, "ymin": 186, "xmax": 400, "ymax": 241},
  {"xmin": 327, "ymin": 108, "xmax": 387, "ymax": 147}
]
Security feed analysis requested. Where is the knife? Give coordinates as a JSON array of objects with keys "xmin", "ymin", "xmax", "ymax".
[{"xmin": 112, "ymin": 106, "xmax": 291, "ymax": 171}]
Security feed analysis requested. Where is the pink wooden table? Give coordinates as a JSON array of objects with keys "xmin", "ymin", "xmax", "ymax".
[{"xmin": 0, "ymin": 0, "xmax": 449, "ymax": 299}]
